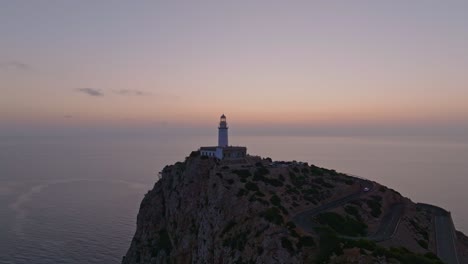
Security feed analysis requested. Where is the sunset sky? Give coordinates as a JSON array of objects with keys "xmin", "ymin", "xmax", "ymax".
[{"xmin": 1, "ymin": 1, "xmax": 468, "ymax": 136}]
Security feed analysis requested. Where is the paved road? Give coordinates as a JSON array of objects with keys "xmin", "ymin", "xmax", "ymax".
[
  {"xmin": 292, "ymin": 181, "xmax": 373, "ymax": 233},
  {"xmin": 418, "ymin": 203, "xmax": 460, "ymax": 264},
  {"xmin": 369, "ymin": 203, "xmax": 404, "ymax": 242},
  {"xmin": 435, "ymin": 214, "xmax": 459, "ymax": 264},
  {"xmin": 292, "ymin": 180, "xmax": 404, "ymax": 242}
]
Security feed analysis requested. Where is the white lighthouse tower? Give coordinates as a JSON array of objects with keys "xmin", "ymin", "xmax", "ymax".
[
  {"xmin": 218, "ymin": 114, "xmax": 228, "ymax": 147},
  {"xmin": 199, "ymin": 114, "xmax": 246, "ymax": 160}
]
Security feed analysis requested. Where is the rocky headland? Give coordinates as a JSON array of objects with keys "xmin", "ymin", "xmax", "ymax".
[{"xmin": 122, "ymin": 152, "xmax": 468, "ymax": 264}]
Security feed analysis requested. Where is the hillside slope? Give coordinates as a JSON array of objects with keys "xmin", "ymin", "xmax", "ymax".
[{"xmin": 122, "ymin": 152, "xmax": 466, "ymax": 263}]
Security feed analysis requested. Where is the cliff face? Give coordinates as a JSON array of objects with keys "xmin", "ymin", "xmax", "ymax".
[
  {"xmin": 123, "ymin": 154, "xmax": 299, "ymax": 263},
  {"xmin": 122, "ymin": 153, "xmax": 465, "ymax": 264}
]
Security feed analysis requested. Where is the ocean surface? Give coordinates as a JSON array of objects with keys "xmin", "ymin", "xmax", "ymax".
[{"xmin": 1, "ymin": 134, "xmax": 467, "ymax": 263}]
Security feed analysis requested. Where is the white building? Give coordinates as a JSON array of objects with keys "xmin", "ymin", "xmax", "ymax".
[{"xmin": 200, "ymin": 114, "xmax": 247, "ymax": 160}]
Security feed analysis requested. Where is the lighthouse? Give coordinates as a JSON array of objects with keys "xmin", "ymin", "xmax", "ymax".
[
  {"xmin": 199, "ymin": 114, "xmax": 246, "ymax": 160},
  {"xmin": 218, "ymin": 114, "xmax": 228, "ymax": 147}
]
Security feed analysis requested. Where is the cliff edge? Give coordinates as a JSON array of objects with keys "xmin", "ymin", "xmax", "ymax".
[{"xmin": 122, "ymin": 152, "xmax": 467, "ymax": 263}]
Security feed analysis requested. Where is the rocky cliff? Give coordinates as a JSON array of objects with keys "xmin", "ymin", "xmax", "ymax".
[{"xmin": 122, "ymin": 152, "xmax": 468, "ymax": 264}]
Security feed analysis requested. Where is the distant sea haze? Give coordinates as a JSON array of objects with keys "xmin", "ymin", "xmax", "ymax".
[{"xmin": 0, "ymin": 134, "xmax": 467, "ymax": 263}]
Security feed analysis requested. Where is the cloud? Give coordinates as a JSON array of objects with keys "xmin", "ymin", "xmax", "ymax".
[
  {"xmin": 76, "ymin": 88, "xmax": 103, "ymax": 97},
  {"xmin": 114, "ymin": 89, "xmax": 150, "ymax": 96},
  {"xmin": 0, "ymin": 61, "xmax": 32, "ymax": 71}
]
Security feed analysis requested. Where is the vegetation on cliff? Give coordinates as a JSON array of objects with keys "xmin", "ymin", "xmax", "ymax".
[{"xmin": 122, "ymin": 152, "xmax": 460, "ymax": 263}]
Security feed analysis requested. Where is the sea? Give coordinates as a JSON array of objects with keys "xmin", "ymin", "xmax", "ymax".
[{"xmin": 1, "ymin": 134, "xmax": 467, "ymax": 263}]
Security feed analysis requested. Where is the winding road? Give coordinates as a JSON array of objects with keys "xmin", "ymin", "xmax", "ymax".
[
  {"xmin": 292, "ymin": 180, "xmax": 404, "ymax": 242},
  {"xmin": 419, "ymin": 203, "xmax": 459, "ymax": 264},
  {"xmin": 292, "ymin": 183, "xmax": 460, "ymax": 264}
]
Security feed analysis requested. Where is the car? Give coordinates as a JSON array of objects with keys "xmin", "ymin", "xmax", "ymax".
[{"xmin": 363, "ymin": 187, "xmax": 370, "ymax": 192}]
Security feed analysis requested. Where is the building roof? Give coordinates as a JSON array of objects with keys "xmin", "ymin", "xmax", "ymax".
[
  {"xmin": 223, "ymin": 146, "xmax": 246, "ymax": 150},
  {"xmin": 200, "ymin": 146, "xmax": 217, "ymax": 151}
]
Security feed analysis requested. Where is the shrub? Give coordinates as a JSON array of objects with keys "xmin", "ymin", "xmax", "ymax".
[
  {"xmin": 344, "ymin": 179, "xmax": 354, "ymax": 185},
  {"xmin": 222, "ymin": 220, "xmax": 237, "ymax": 235},
  {"xmin": 189, "ymin": 151, "xmax": 200, "ymax": 157},
  {"xmin": 281, "ymin": 237, "xmax": 294, "ymax": 253},
  {"xmin": 286, "ymin": 221, "xmax": 296, "ymax": 229},
  {"xmin": 257, "ymin": 246, "xmax": 264, "ymax": 255},
  {"xmin": 260, "ymin": 207, "xmax": 283, "ymax": 225},
  {"xmin": 270, "ymin": 195, "xmax": 281, "ymax": 206},
  {"xmin": 344, "ymin": 205, "xmax": 361, "ymax": 221},
  {"xmin": 418, "ymin": 239, "xmax": 428, "ymax": 249},
  {"xmin": 254, "ymin": 167, "xmax": 269, "ymax": 179},
  {"xmin": 366, "ymin": 199, "xmax": 382, "ymax": 218},
  {"xmin": 316, "ymin": 212, "xmax": 367, "ymax": 236},
  {"xmin": 223, "ymin": 230, "xmax": 249, "ymax": 251},
  {"xmin": 316, "ymin": 228, "xmax": 342, "ymax": 263},
  {"xmin": 157, "ymin": 229, "xmax": 172, "ymax": 254},
  {"xmin": 232, "ymin": 169, "xmax": 252, "ymax": 178},
  {"xmin": 237, "ymin": 188, "xmax": 247, "ymax": 197},
  {"xmin": 289, "ymin": 172, "xmax": 306, "ymax": 187},
  {"xmin": 279, "ymin": 174, "xmax": 285, "ymax": 182},
  {"xmin": 298, "ymin": 236, "xmax": 315, "ymax": 247},
  {"xmin": 245, "ymin": 182, "xmax": 259, "ymax": 191},
  {"xmin": 255, "ymin": 191, "xmax": 265, "ymax": 197},
  {"xmin": 309, "ymin": 165, "xmax": 325, "ymax": 176}
]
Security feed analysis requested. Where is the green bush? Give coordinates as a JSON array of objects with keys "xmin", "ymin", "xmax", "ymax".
[
  {"xmin": 245, "ymin": 182, "xmax": 259, "ymax": 191},
  {"xmin": 316, "ymin": 212, "xmax": 367, "ymax": 236},
  {"xmin": 232, "ymin": 169, "xmax": 252, "ymax": 178},
  {"xmin": 315, "ymin": 227, "xmax": 342, "ymax": 263},
  {"xmin": 222, "ymin": 220, "xmax": 237, "ymax": 235},
  {"xmin": 189, "ymin": 151, "xmax": 200, "ymax": 157},
  {"xmin": 223, "ymin": 230, "xmax": 249, "ymax": 251},
  {"xmin": 366, "ymin": 199, "xmax": 382, "ymax": 218},
  {"xmin": 281, "ymin": 237, "xmax": 294, "ymax": 253},
  {"xmin": 344, "ymin": 178, "xmax": 354, "ymax": 185},
  {"xmin": 289, "ymin": 172, "xmax": 306, "ymax": 187},
  {"xmin": 344, "ymin": 205, "xmax": 361, "ymax": 221},
  {"xmin": 286, "ymin": 221, "xmax": 296, "ymax": 229},
  {"xmin": 237, "ymin": 188, "xmax": 247, "ymax": 197},
  {"xmin": 298, "ymin": 236, "xmax": 315, "ymax": 247},
  {"xmin": 270, "ymin": 195, "xmax": 281, "ymax": 206},
  {"xmin": 418, "ymin": 239, "xmax": 428, "ymax": 249},
  {"xmin": 279, "ymin": 174, "xmax": 285, "ymax": 182},
  {"xmin": 257, "ymin": 246, "xmax": 264, "ymax": 255},
  {"xmin": 260, "ymin": 207, "xmax": 283, "ymax": 225},
  {"xmin": 255, "ymin": 191, "xmax": 265, "ymax": 197},
  {"xmin": 158, "ymin": 229, "xmax": 172, "ymax": 254},
  {"xmin": 309, "ymin": 165, "xmax": 325, "ymax": 176}
]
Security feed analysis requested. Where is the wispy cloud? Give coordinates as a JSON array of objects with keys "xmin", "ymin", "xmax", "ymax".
[
  {"xmin": 0, "ymin": 61, "xmax": 32, "ymax": 71},
  {"xmin": 76, "ymin": 88, "xmax": 103, "ymax": 97},
  {"xmin": 114, "ymin": 89, "xmax": 150, "ymax": 96}
]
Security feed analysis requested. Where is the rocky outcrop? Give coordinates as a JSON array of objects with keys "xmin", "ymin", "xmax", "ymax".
[
  {"xmin": 122, "ymin": 152, "xmax": 466, "ymax": 264},
  {"xmin": 122, "ymin": 154, "xmax": 300, "ymax": 263}
]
